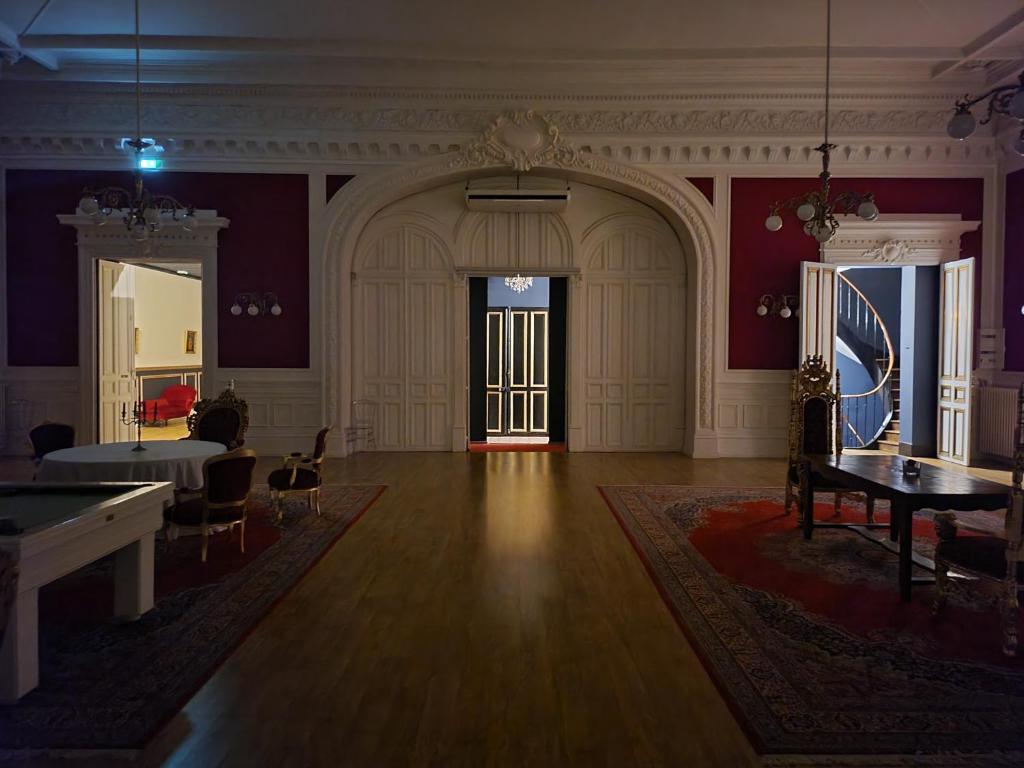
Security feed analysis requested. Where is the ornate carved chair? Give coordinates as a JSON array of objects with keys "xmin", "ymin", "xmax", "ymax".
[
  {"xmin": 784, "ymin": 355, "xmax": 876, "ymax": 523},
  {"xmin": 933, "ymin": 384, "xmax": 1024, "ymax": 656},
  {"xmin": 185, "ymin": 388, "xmax": 249, "ymax": 449},
  {"xmin": 164, "ymin": 448, "xmax": 257, "ymax": 562},
  {"xmin": 267, "ymin": 426, "xmax": 332, "ymax": 522}
]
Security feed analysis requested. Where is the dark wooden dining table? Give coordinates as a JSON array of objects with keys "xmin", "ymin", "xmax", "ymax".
[{"xmin": 802, "ymin": 454, "xmax": 1011, "ymax": 602}]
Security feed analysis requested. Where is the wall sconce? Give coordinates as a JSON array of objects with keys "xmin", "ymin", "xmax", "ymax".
[
  {"xmin": 756, "ymin": 294, "xmax": 798, "ymax": 319},
  {"xmin": 230, "ymin": 292, "xmax": 282, "ymax": 317}
]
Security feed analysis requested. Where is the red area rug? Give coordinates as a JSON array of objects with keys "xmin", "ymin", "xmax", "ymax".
[
  {"xmin": 0, "ymin": 484, "xmax": 384, "ymax": 751},
  {"xmin": 600, "ymin": 486, "xmax": 1024, "ymax": 763}
]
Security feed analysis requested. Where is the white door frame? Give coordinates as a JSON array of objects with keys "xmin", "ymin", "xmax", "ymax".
[{"xmin": 58, "ymin": 212, "xmax": 228, "ymax": 444}]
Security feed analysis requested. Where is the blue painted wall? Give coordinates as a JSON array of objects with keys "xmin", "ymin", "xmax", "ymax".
[
  {"xmin": 487, "ymin": 276, "xmax": 550, "ymax": 308},
  {"xmin": 898, "ymin": 266, "xmax": 940, "ymax": 455}
]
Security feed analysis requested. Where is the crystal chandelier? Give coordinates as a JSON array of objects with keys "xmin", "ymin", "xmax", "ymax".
[
  {"xmin": 947, "ymin": 71, "xmax": 1024, "ymax": 155},
  {"xmin": 504, "ymin": 205, "xmax": 532, "ymax": 293},
  {"xmin": 77, "ymin": 0, "xmax": 195, "ymax": 240},
  {"xmin": 764, "ymin": 0, "xmax": 878, "ymax": 243},
  {"xmin": 504, "ymin": 274, "xmax": 533, "ymax": 293}
]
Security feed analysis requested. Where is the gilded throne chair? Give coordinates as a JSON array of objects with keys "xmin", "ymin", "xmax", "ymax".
[
  {"xmin": 933, "ymin": 384, "xmax": 1024, "ymax": 656},
  {"xmin": 184, "ymin": 388, "xmax": 249, "ymax": 450},
  {"xmin": 784, "ymin": 355, "xmax": 876, "ymax": 525}
]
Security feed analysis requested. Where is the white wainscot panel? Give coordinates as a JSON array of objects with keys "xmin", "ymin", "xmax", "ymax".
[
  {"xmin": 715, "ymin": 380, "xmax": 790, "ymax": 458},
  {"xmin": 225, "ymin": 375, "xmax": 323, "ymax": 455},
  {"xmin": 1, "ymin": 368, "xmax": 81, "ymax": 455}
]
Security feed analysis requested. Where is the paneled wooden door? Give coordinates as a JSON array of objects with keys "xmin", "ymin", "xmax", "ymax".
[
  {"xmin": 799, "ymin": 261, "xmax": 838, "ymax": 373},
  {"xmin": 485, "ymin": 308, "xmax": 549, "ymax": 436},
  {"xmin": 97, "ymin": 259, "xmax": 135, "ymax": 443},
  {"xmin": 936, "ymin": 257, "xmax": 974, "ymax": 465}
]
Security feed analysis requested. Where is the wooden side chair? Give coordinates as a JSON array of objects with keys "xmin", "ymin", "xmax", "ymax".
[
  {"xmin": 184, "ymin": 388, "xmax": 249, "ymax": 449},
  {"xmin": 267, "ymin": 426, "xmax": 332, "ymax": 522},
  {"xmin": 164, "ymin": 448, "xmax": 257, "ymax": 562},
  {"xmin": 27, "ymin": 422, "xmax": 75, "ymax": 464},
  {"xmin": 784, "ymin": 355, "xmax": 876, "ymax": 524},
  {"xmin": 933, "ymin": 384, "xmax": 1024, "ymax": 656}
]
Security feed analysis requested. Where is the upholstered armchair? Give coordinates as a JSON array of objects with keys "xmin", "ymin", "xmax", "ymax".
[
  {"xmin": 933, "ymin": 385, "xmax": 1024, "ymax": 656},
  {"xmin": 164, "ymin": 448, "xmax": 257, "ymax": 562},
  {"xmin": 27, "ymin": 422, "xmax": 75, "ymax": 465},
  {"xmin": 784, "ymin": 355, "xmax": 876, "ymax": 523},
  {"xmin": 267, "ymin": 426, "xmax": 332, "ymax": 522},
  {"xmin": 184, "ymin": 388, "xmax": 249, "ymax": 449}
]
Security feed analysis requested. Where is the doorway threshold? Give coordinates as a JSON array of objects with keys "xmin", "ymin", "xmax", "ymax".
[{"xmin": 469, "ymin": 442, "xmax": 566, "ymax": 453}]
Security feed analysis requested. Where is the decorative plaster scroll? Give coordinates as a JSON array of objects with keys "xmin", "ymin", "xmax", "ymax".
[
  {"xmin": 863, "ymin": 239, "xmax": 917, "ymax": 264},
  {"xmin": 451, "ymin": 111, "xmax": 579, "ymax": 172}
]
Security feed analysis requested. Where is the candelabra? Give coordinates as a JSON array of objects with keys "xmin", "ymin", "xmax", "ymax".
[{"xmin": 121, "ymin": 399, "xmax": 157, "ymax": 452}]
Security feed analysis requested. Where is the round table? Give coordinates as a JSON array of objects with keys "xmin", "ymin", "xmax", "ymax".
[{"xmin": 36, "ymin": 440, "xmax": 227, "ymax": 489}]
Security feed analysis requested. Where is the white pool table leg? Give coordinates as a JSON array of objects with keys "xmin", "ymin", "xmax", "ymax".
[
  {"xmin": 113, "ymin": 532, "xmax": 155, "ymax": 620},
  {"xmin": 0, "ymin": 587, "xmax": 39, "ymax": 703}
]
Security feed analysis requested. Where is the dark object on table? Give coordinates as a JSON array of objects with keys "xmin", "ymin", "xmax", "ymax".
[
  {"xmin": 163, "ymin": 448, "xmax": 257, "ymax": 562},
  {"xmin": 267, "ymin": 426, "xmax": 332, "ymax": 521},
  {"xmin": 784, "ymin": 355, "xmax": 876, "ymax": 524},
  {"xmin": 27, "ymin": 422, "xmax": 75, "ymax": 464},
  {"xmin": 184, "ymin": 388, "xmax": 248, "ymax": 449},
  {"xmin": 902, "ymin": 459, "xmax": 920, "ymax": 478},
  {"xmin": 933, "ymin": 383, "xmax": 1024, "ymax": 655}
]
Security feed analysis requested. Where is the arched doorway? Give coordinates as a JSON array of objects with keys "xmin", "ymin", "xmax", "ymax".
[{"xmin": 321, "ymin": 113, "xmax": 720, "ymax": 455}]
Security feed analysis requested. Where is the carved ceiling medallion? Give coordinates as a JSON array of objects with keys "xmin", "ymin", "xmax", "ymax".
[{"xmin": 453, "ymin": 111, "xmax": 580, "ymax": 172}]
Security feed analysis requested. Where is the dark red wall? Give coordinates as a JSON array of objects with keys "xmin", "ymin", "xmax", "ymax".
[
  {"xmin": 5, "ymin": 169, "xmax": 309, "ymax": 368},
  {"xmin": 685, "ymin": 177, "xmax": 714, "ymax": 206},
  {"xmin": 729, "ymin": 177, "xmax": 984, "ymax": 370},
  {"xmin": 326, "ymin": 174, "xmax": 355, "ymax": 204},
  {"xmin": 1004, "ymin": 169, "xmax": 1024, "ymax": 371}
]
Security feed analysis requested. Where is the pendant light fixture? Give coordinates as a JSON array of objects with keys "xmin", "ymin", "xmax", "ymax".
[
  {"xmin": 764, "ymin": 0, "xmax": 879, "ymax": 243},
  {"xmin": 77, "ymin": 0, "xmax": 195, "ymax": 240},
  {"xmin": 504, "ymin": 186, "xmax": 533, "ymax": 293}
]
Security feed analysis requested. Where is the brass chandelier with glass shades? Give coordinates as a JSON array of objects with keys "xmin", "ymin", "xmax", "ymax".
[
  {"xmin": 77, "ymin": 0, "xmax": 196, "ymax": 239},
  {"xmin": 764, "ymin": 0, "xmax": 879, "ymax": 243},
  {"xmin": 947, "ymin": 71, "xmax": 1024, "ymax": 155}
]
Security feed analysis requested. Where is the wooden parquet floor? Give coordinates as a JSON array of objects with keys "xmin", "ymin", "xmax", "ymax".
[{"xmin": 0, "ymin": 451, "xmax": 1010, "ymax": 767}]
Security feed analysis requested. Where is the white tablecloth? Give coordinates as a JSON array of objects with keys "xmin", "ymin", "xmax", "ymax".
[{"xmin": 36, "ymin": 440, "xmax": 227, "ymax": 489}]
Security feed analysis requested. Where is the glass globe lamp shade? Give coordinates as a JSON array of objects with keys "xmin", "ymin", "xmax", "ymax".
[
  {"xmin": 247, "ymin": 303, "xmax": 260, "ymax": 317},
  {"xmin": 179, "ymin": 212, "xmax": 195, "ymax": 231},
  {"xmin": 796, "ymin": 202, "xmax": 816, "ymax": 222},
  {"xmin": 764, "ymin": 214, "xmax": 783, "ymax": 232},
  {"xmin": 946, "ymin": 110, "xmax": 976, "ymax": 140},
  {"xmin": 79, "ymin": 195, "xmax": 99, "ymax": 215},
  {"xmin": 779, "ymin": 306, "xmax": 792, "ymax": 319},
  {"xmin": 813, "ymin": 223, "xmax": 835, "ymax": 243},
  {"xmin": 857, "ymin": 200, "xmax": 879, "ymax": 221},
  {"xmin": 756, "ymin": 303, "xmax": 769, "ymax": 317},
  {"xmin": 270, "ymin": 302, "xmax": 282, "ymax": 316},
  {"xmin": 230, "ymin": 303, "xmax": 243, "ymax": 316},
  {"xmin": 1010, "ymin": 90, "xmax": 1024, "ymax": 120}
]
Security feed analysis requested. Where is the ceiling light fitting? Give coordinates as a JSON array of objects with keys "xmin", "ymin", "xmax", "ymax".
[
  {"xmin": 77, "ymin": 0, "xmax": 195, "ymax": 240},
  {"xmin": 947, "ymin": 71, "xmax": 1024, "ymax": 155},
  {"xmin": 764, "ymin": 0, "xmax": 878, "ymax": 243}
]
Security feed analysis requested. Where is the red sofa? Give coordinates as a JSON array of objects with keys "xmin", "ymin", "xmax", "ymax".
[{"xmin": 144, "ymin": 384, "xmax": 197, "ymax": 424}]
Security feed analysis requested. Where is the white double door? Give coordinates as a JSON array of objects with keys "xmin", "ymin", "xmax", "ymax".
[
  {"xmin": 799, "ymin": 258, "xmax": 974, "ymax": 465},
  {"xmin": 97, "ymin": 260, "xmax": 136, "ymax": 444}
]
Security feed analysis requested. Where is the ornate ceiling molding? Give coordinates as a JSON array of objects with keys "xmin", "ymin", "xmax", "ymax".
[{"xmin": 451, "ymin": 111, "xmax": 579, "ymax": 171}]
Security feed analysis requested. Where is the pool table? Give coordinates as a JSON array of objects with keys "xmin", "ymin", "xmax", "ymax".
[{"xmin": 0, "ymin": 482, "xmax": 173, "ymax": 702}]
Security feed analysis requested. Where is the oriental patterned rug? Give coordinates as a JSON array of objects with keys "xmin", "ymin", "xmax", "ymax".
[
  {"xmin": 0, "ymin": 484, "xmax": 385, "ymax": 751},
  {"xmin": 599, "ymin": 486, "xmax": 1024, "ymax": 764}
]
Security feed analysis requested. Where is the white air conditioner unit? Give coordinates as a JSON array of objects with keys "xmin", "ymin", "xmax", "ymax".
[{"xmin": 465, "ymin": 187, "xmax": 570, "ymax": 212}]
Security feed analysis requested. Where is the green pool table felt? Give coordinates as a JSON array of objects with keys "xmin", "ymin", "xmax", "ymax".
[{"xmin": 0, "ymin": 486, "xmax": 141, "ymax": 535}]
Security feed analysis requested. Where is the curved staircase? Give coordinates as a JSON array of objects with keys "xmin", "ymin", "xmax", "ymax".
[{"xmin": 837, "ymin": 274, "xmax": 897, "ymax": 451}]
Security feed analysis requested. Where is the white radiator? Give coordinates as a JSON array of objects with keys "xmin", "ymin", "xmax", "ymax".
[{"xmin": 975, "ymin": 386, "xmax": 1019, "ymax": 460}]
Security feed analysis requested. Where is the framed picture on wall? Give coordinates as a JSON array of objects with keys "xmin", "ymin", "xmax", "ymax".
[
  {"xmin": 184, "ymin": 330, "xmax": 197, "ymax": 354},
  {"xmin": 134, "ymin": 327, "xmax": 141, "ymax": 354}
]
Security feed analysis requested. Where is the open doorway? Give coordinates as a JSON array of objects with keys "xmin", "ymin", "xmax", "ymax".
[
  {"xmin": 96, "ymin": 259, "xmax": 203, "ymax": 443},
  {"xmin": 468, "ymin": 276, "xmax": 567, "ymax": 451},
  {"xmin": 831, "ymin": 265, "xmax": 942, "ymax": 458}
]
